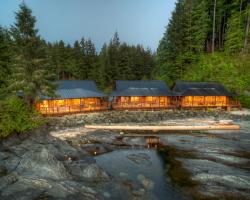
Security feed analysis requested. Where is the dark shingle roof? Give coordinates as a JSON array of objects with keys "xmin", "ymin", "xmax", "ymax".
[
  {"xmin": 111, "ymin": 80, "xmax": 173, "ymax": 97},
  {"xmin": 172, "ymin": 81, "xmax": 233, "ymax": 96},
  {"xmin": 42, "ymin": 80, "xmax": 104, "ymax": 99}
]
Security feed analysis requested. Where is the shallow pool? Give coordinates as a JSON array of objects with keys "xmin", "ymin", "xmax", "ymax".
[{"xmin": 96, "ymin": 148, "xmax": 185, "ymax": 200}]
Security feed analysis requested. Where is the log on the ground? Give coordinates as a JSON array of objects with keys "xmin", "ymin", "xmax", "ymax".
[{"xmin": 84, "ymin": 125, "xmax": 240, "ymax": 131}]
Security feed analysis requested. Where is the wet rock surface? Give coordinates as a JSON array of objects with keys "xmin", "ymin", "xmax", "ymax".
[
  {"xmin": 158, "ymin": 120, "xmax": 250, "ymax": 199},
  {"xmin": 0, "ymin": 111, "xmax": 249, "ymax": 199}
]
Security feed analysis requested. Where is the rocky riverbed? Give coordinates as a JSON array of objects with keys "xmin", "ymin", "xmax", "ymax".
[{"xmin": 0, "ymin": 110, "xmax": 250, "ymax": 200}]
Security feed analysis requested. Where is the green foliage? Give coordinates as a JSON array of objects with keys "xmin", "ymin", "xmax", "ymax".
[
  {"xmin": 224, "ymin": 0, "xmax": 248, "ymax": 53},
  {"xmin": 157, "ymin": 0, "xmax": 210, "ymax": 83},
  {"xmin": 183, "ymin": 53, "xmax": 250, "ymax": 94},
  {"xmin": 156, "ymin": 0, "xmax": 250, "ymax": 107},
  {"xmin": 0, "ymin": 26, "xmax": 12, "ymax": 93},
  {"xmin": 98, "ymin": 32, "xmax": 155, "ymax": 88},
  {"xmin": 0, "ymin": 96, "xmax": 42, "ymax": 138},
  {"xmin": 9, "ymin": 2, "xmax": 56, "ymax": 105},
  {"xmin": 42, "ymin": 32, "xmax": 155, "ymax": 89},
  {"xmin": 238, "ymin": 95, "xmax": 250, "ymax": 108}
]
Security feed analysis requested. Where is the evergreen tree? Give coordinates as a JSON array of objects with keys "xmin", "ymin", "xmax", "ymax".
[
  {"xmin": 0, "ymin": 27, "xmax": 12, "ymax": 91},
  {"xmin": 84, "ymin": 39, "xmax": 98, "ymax": 79},
  {"xmin": 243, "ymin": 2, "xmax": 250, "ymax": 53},
  {"xmin": 71, "ymin": 40, "xmax": 84, "ymax": 79},
  {"xmin": 106, "ymin": 32, "xmax": 120, "ymax": 86},
  {"xmin": 225, "ymin": 0, "xmax": 246, "ymax": 53},
  {"xmin": 9, "ymin": 2, "xmax": 55, "ymax": 105}
]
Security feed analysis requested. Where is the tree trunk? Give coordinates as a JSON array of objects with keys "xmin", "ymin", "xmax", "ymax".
[
  {"xmin": 221, "ymin": 15, "xmax": 226, "ymax": 48},
  {"xmin": 212, "ymin": 0, "xmax": 217, "ymax": 53},
  {"xmin": 243, "ymin": 7, "xmax": 250, "ymax": 53},
  {"xmin": 218, "ymin": 15, "xmax": 222, "ymax": 49}
]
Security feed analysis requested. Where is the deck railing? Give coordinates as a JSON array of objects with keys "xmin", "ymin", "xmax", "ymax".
[
  {"xmin": 180, "ymin": 99, "xmax": 241, "ymax": 109},
  {"xmin": 38, "ymin": 103, "xmax": 109, "ymax": 115},
  {"xmin": 37, "ymin": 99, "xmax": 241, "ymax": 115},
  {"xmin": 181, "ymin": 100, "xmax": 228, "ymax": 107},
  {"xmin": 228, "ymin": 100, "xmax": 241, "ymax": 108},
  {"xmin": 111, "ymin": 102, "xmax": 173, "ymax": 110}
]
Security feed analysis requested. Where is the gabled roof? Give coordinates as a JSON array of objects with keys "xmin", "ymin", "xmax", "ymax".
[
  {"xmin": 172, "ymin": 81, "xmax": 233, "ymax": 96},
  {"xmin": 42, "ymin": 80, "xmax": 104, "ymax": 100},
  {"xmin": 111, "ymin": 80, "xmax": 173, "ymax": 97}
]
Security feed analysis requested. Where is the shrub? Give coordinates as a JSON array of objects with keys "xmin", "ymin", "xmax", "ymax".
[
  {"xmin": 238, "ymin": 95, "xmax": 250, "ymax": 109},
  {"xmin": 0, "ymin": 96, "xmax": 43, "ymax": 138}
]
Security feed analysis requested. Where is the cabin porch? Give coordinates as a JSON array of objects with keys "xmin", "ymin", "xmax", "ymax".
[
  {"xmin": 176, "ymin": 96, "xmax": 241, "ymax": 109},
  {"xmin": 111, "ymin": 96, "xmax": 172, "ymax": 110},
  {"xmin": 36, "ymin": 98, "xmax": 108, "ymax": 115}
]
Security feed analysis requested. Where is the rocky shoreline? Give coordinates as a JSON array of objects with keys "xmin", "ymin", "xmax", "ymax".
[
  {"xmin": 0, "ymin": 110, "xmax": 250, "ymax": 199},
  {"xmin": 47, "ymin": 109, "xmax": 250, "ymax": 129}
]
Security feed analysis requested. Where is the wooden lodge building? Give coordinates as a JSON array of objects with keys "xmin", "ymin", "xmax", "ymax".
[
  {"xmin": 35, "ymin": 80, "xmax": 108, "ymax": 115},
  {"xmin": 172, "ymin": 81, "xmax": 239, "ymax": 109},
  {"xmin": 110, "ymin": 80, "xmax": 174, "ymax": 110},
  {"xmin": 35, "ymin": 80, "xmax": 240, "ymax": 115}
]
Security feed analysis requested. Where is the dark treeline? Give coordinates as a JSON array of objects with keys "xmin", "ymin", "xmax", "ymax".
[
  {"xmin": 44, "ymin": 32, "xmax": 155, "ymax": 90},
  {"xmin": 0, "ymin": 3, "xmax": 155, "ymax": 99},
  {"xmin": 156, "ymin": 0, "xmax": 250, "ymax": 97}
]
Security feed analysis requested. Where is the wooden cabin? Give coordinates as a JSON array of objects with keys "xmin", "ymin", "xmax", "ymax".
[
  {"xmin": 172, "ymin": 81, "xmax": 236, "ymax": 109},
  {"xmin": 110, "ymin": 80, "xmax": 173, "ymax": 110},
  {"xmin": 35, "ymin": 80, "xmax": 108, "ymax": 115}
]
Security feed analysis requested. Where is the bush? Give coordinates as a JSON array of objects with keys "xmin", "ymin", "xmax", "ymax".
[
  {"xmin": 238, "ymin": 95, "xmax": 250, "ymax": 109},
  {"xmin": 0, "ymin": 96, "xmax": 43, "ymax": 138}
]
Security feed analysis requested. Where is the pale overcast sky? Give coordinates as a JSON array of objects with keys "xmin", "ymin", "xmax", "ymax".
[{"xmin": 0, "ymin": 0, "xmax": 176, "ymax": 51}]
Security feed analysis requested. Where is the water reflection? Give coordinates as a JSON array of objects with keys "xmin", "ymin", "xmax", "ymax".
[{"xmin": 145, "ymin": 136, "xmax": 161, "ymax": 148}]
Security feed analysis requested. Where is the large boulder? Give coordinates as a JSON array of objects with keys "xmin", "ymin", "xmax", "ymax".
[
  {"xmin": 80, "ymin": 164, "xmax": 109, "ymax": 180},
  {"xmin": 67, "ymin": 159, "xmax": 109, "ymax": 181},
  {"xmin": 0, "ymin": 177, "xmax": 51, "ymax": 200},
  {"xmin": 45, "ymin": 180, "xmax": 97, "ymax": 199},
  {"xmin": 17, "ymin": 147, "xmax": 70, "ymax": 180},
  {"xmin": 0, "ymin": 173, "xmax": 19, "ymax": 190}
]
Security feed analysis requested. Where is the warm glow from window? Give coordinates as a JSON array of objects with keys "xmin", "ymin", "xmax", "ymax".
[{"xmin": 131, "ymin": 97, "xmax": 140, "ymax": 102}]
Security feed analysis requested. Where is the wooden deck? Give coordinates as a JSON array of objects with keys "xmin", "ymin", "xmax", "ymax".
[
  {"xmin": 38, "ymin": 104, "xmax": 109, "ymax": 116},
  {"xmin": 111, "ymin": 102, "xmax": 174, "ymax": 110}
]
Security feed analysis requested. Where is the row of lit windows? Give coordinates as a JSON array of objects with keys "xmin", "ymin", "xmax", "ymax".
[{"xmin": 119, "ymin": 96, "xmax": 168, "ymax": 103}]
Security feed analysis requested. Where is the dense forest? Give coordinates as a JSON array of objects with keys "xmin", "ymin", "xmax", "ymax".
[
  {"xmin": 0, "ymin": 3, "xmax": 155, "ymax": 95},
  {"xmin": 0, "ymin": 3, "xmax": 156, "ymax": 136},
  {"xmin": 157, "ymin": 0, "xmax": 250, "ymax": 106},
  {"xmin": 0, "ymin": 1, "xmax": 250, "ymax": 136}
]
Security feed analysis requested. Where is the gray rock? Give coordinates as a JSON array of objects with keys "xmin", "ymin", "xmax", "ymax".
[
  {"xmin": 102, "ymin": 191, "xmax": 111, "ymax": 198},
  {"xmin": 119, "ymin": 172, "xmax": 128, "ymax": 178},
  {"xmin": 132, "ymin": 188, "xmax": 145, "ymax": 196},
  {"xmin": 68, "ymin": 162, "xmax": 109, "ymax": 181},
  {"xmin": 0, "ymin": 173, "xmax": 19, "ymax": 190},
  {"xmin": 2, "ymin": 156, "xmax": 21, "ymax": 172},
  {"xmin": 0, "ymin": 152, "xmax": 9, "ymax": 160},
  {"xmin": 17, "ymin": 147, "xmax": 70, "ymax": 180},
  {"xmin": 45, "ymin": 181, "xmax": 96, "ymax": 199},
  {"xmin": 123, "ymin": 137, "xmax": 146, "ymax": 146},
  {"xmin": 127, "ymin": 153, "xmax": 152, "ymax": 166},
  {"xmin": 137, "ymin": 174, "xmax": 154, "ymax": 190},
  {"xmin": 0, "ymin": 177, "xmax": 49, "ymax": 199}
]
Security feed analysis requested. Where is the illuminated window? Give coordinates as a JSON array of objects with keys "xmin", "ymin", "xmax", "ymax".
[{"xmin": 131, "ymin": 97, "xmax": 140, "ymax": 102}]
